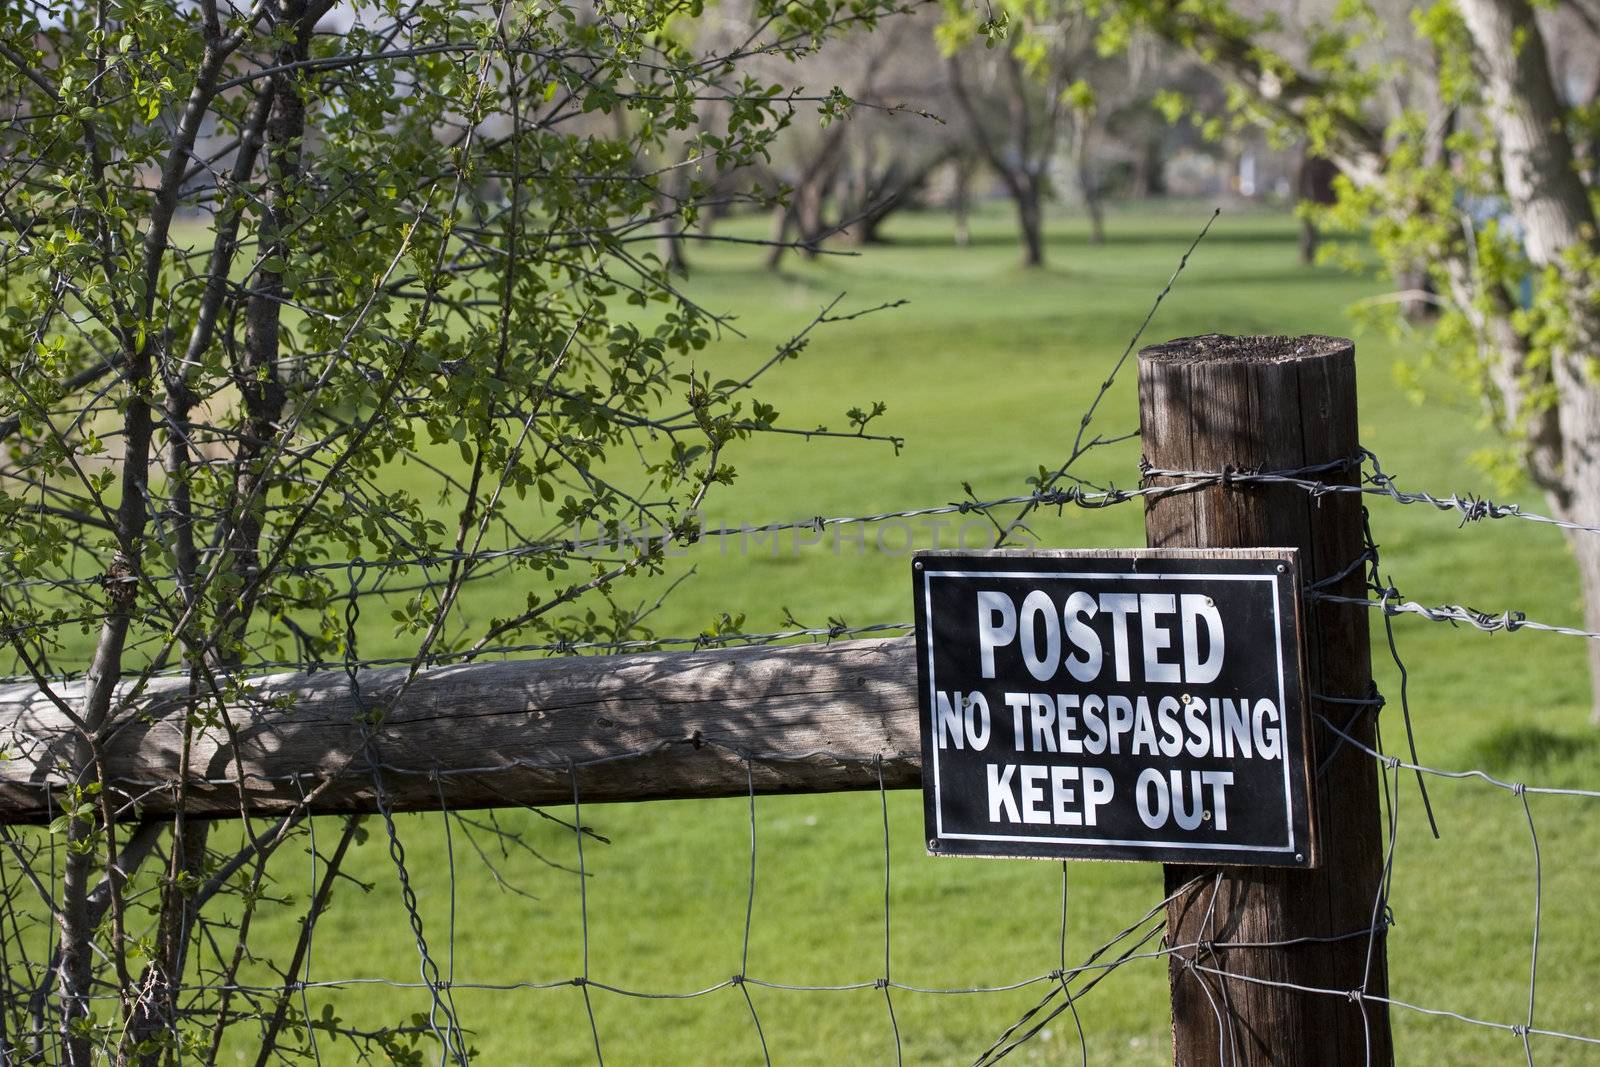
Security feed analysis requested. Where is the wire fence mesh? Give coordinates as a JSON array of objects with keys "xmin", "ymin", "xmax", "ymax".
[{"xmin": 5, "ymin": 447, "xmax": 1600, "ymax": 1064}]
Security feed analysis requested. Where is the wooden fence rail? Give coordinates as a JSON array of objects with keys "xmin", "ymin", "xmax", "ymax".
[{"xmin": 0, "ymin": 638, "xmax": 919, "ymax": 822}]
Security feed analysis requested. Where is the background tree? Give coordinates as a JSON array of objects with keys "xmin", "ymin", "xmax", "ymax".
[
  {"xmin": 1059, "ymin": 33, "xmax": 1181, "ymax": 244},
  {"xmin": 0, "ymin": 0, "xmax": 907, "ymax": 1061},
  {"xmin": 831, "ymin": 11, "xmax": 964, "ymax": 246},
  {"xmin": 937, "ymin": 0, "xmax": 1182, "ymax": 262},
  {"xmin": 1295, "ymin": 149, "xmax": 1339, "ymax": 265},
  {"xmin": 757, "ymin": 6, "xmax": 975, "ymax": 263},
  {"xmin": 938, "ymin": 1, "xmax": 1082, "ymax": 266}
]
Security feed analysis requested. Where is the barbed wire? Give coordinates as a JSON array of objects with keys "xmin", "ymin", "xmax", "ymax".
[
  {"xmin": 1142, "ymin": 447, "xmax": 1600, "ymax": 537},
  {"xmin": 1311, "ymin": 589, "xmax": 1600, "ymax": 642},
  {"xmin": 14, "ymin": 435, "xmax": 1600, "ymax": 607},
  {"xmin": 12, "ymin": 451, "xmax": 1600, "ymax": 698}
]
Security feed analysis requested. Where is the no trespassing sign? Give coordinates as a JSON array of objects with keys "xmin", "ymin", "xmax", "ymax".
[{"xmin": 913, "ymin": 549, "xmax": 1316, "ymax": 867}]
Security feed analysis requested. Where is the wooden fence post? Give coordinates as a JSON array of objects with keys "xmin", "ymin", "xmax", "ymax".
[{"xmin": 1138, "ymin": 335, "xmax": 1393, "ymax": 1066}]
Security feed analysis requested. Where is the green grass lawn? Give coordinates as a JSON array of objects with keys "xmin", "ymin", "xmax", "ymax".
[{"xmin": 201, "ymin": 202, "xmax": 1600, "ymax": 1064}]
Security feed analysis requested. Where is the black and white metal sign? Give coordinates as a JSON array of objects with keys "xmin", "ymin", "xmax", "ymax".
[{"xmin": 913, "ymin": 549, "xmax": 1315, "ymax": 867}]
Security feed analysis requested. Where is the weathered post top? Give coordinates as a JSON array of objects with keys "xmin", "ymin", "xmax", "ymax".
[{"xmin": 1138, "ymin": 333, "xmax": 1352, "ymax": 364}]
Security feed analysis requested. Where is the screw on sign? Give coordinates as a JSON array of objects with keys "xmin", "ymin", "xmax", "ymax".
[{"xmin": 912, "ymin": 548, "xmax": 1316, "ymax": 866}]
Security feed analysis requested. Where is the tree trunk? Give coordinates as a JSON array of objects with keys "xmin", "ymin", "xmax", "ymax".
[
  {"xmin": 1296, "ymin": 153, "xmax": 1338, "ymax": 265},
  {"xmin": 1083, "ymin": 186, "xmax": 1105, "ymax": 246},
  {"xmin": 654, "ymin": 153, "xmax": 689, "ymax": 274},
  {"xmin": 54, "ymin": 19, "xmax": 239, "ymax": 1063},
  {"xmin": 1299, "ymin": 217, "xmax": 1320, "ymax": 265},
  {"xmin": 1551, "ymin": 367, "xmax": 1600, "ymax": 724},
  {"xmin": 766, "ymin": 128, "xmax": 847, "ymax": 270},
  {"xmin": 849, "ymin": 150, "xmax": 953, "ymax": 245},
  {"xmin": 1457, "ymin": 0, "xmax": 1600, "ymax": 722},
  {"xmin": 851, "ymin": 198, "xmax": 890, "ymax": 245},
  {"xmin": 1569, "ymin": 508, "xmax": 1600, "ymax": 724},
  {"xmin": 1073, "ymin": 120, "xmax": 1105, "ymax": 245},
  {"xmin": 125, "ymin": 9, "xmax": 308, "ymax": 1060},
  {"xmin": 952, "ymin": 157, "xmax": 973, "ymax": 247},
  {"xmin": 1393, "ymin": 264, "xmax": 1437, "ymax": 322},
  {"xmin": 658, "ymin": 189, "xmax": 688, "ymax": 274},
  {"xmin": 943, "ymin": 51, "xmax": 1057, "ymax": 268},
  {"xmin": 795, "ymin": 163, "xmax": 834, "ymax": 260},
  {"xmin": 1134, "ymin": 133, "xmax": 1166, "ymax": 197},
  {"xmin": 1014, "ymin": 176, "xmax": 1045, "ymax": 267},
  {"xmin": 840, "ymin": 140, "xmax": 875, "ymax": 243},
  {"xmin": 764, "ymin": 201, "xmax": 793, "ymax": 270}
]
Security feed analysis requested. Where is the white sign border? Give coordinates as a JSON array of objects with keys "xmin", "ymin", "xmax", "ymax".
[{"xmin": 922, "ymin": 567, "xmax": 1296, "ymax": 855}]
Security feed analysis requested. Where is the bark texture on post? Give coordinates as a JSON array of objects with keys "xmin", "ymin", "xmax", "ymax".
[{"xmin": 1139, "ymin": 335, "xmax": 1392, "ymax": 1066}]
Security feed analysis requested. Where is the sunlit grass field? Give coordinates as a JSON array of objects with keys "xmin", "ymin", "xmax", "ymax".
[{"xmin": 192, "ymin": 202, "xmax": 1600, "ymax": 1063}]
